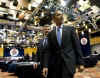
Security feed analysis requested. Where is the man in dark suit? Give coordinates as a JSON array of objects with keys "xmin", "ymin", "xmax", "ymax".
[
  {"xmin": 42, "ymin": 10, "xmax": 84, "ymax": 78},
  {"xmin": 33, "ymin": 31, "xmax": 49, "ymax": 69}
]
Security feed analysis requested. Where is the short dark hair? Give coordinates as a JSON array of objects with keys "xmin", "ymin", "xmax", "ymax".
[{"xmin": 52, "ymin": 10, "xmax": 63, "ymax": 19}]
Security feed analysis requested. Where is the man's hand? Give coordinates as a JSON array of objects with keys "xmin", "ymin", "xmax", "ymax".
[
  {"xmin": 42, "ymin": 67, "xmax": 48, "ymax": 78},
  {"xmin": 33, "ymin": 63, "xmax": 38, "ymax": 69},
  {"xmin": 78, "ymin": 65, "xmax": 85, "ymax": 72}
]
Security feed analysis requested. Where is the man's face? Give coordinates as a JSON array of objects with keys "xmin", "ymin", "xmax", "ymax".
[{"xmin": 53, "ymin": 11, "xmax": 63, "ymax": 25}]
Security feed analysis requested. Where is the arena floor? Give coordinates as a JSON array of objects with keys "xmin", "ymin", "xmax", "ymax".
[{"xmin": 0, "ymin": 61, "xmax": 100, "ymax": 78}]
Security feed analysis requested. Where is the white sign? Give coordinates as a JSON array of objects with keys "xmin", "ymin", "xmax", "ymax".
[
  {"xmin": 81, "ymin": 37, "xmax": 88, "ymax": 45},
  {"xmin": 10, "ymin": 48, "xmax": 19, "ymax": 56}
]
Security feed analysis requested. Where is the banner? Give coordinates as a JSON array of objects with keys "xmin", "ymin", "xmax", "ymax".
[
  {"xmin": 4, "ymin": 48, "xmax": 24, "ymax": 57},
  {"xmin": 79, "ymin": 31, "xmax": 91, "ymax": 57},
  {"xmin": 0, "ymin": 48, "xmax": 3, "ymax": 57},
  {"xmin": 24, "ymin": 47, "xmax": 37, "ymax": 56}
]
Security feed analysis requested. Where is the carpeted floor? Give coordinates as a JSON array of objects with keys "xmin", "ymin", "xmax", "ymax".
[
  {"xmin": 74, "ymin": 61, "xmax": 100, "ymax": 78},
  {"xmin": 0, "ymin": 61, "xmax": 100, "ymax": 78},
  {"xmin": 0, "ymin": 70, "xmax": 17, "ymax": 78}
]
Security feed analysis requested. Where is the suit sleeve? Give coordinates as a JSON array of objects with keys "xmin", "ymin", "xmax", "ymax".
[{"xmin": 71, "ymin": 27, "xmax": 84, "ymax": 65}]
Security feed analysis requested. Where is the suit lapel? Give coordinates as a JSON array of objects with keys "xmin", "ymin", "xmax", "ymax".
[
  {"xmin": 52, "ymin": 27, "xmax": 59, "ymax": 46},
  {"xmin": 62, "ymin": 26, "xmax": 66, "ymax": 47}
]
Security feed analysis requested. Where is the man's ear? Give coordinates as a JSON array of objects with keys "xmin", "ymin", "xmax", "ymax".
[
  {"xmin": 52, "ymin": 16, "xmax": 56, "ymax": 23},
  {"xmin": 61, "ymin": 15, "xmax": 64, "ymax": 22}
]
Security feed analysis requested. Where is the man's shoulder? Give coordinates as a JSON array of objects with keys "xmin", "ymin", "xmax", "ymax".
[{"xmin": 63, "ymin": 25, "xmax": 75, "ymax": 30}]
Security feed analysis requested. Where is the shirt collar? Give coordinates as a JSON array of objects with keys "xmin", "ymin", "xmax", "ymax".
[{"xmin": 56, "ymin": 24, "xmax": 63, "ymax": 29}]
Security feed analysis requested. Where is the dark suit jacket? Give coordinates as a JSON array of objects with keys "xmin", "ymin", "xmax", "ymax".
[
  {"xmin": 35, "ymin": 37, "xmax": 49, "ymax": 68},
  {"xmin": 44, "ymin": 26, "xmax": 84, "ymax": 75}
]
